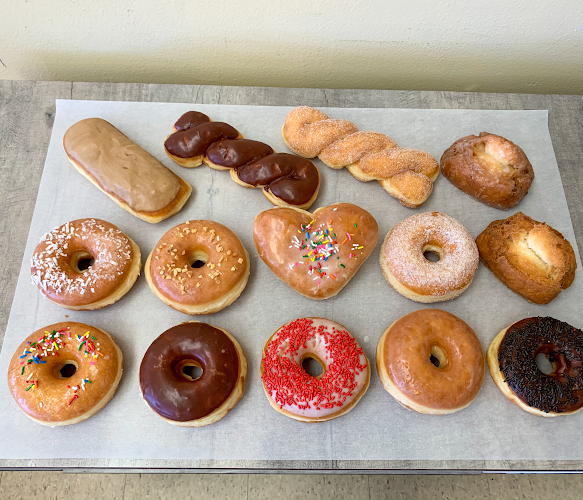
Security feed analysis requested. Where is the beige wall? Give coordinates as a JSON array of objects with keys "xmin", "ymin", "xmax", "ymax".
[{"xmin": 2, "ymin": 0, "xmax": 582, "ymax": 94}]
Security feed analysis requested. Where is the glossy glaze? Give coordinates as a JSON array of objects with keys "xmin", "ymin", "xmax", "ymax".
[{"xmin": 139, "ymin": 322, "xmax": 239, "ymax": 422}]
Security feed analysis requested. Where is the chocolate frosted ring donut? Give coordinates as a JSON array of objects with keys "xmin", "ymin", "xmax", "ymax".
[
  {"xmin": 488, "ymin": 317, "xmax": 583, "ymax": 417},
  {"xmin": 139, "ymin": 322, "xmax": 247, "ymax": 426}
]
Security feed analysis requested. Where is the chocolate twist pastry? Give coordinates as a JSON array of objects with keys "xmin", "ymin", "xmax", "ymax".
[{"xmin": 164, "ymin": 112, "xmax": 320, "ymax": 209}]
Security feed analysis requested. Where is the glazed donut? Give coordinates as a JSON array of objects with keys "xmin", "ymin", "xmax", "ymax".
[
  {"xmin": 380, "ymin": 212, "xmax": 479, "ymax": 303},
  {"xmin": 376, "ymin": 310, "xmax": 484, "ymax": 414},
  {"xmin": 282, "ymin": 106, "xmax": 439, "ymax": 207},
  {"xmin": 7, "ymin": 322, "xmax": 123, "ymax": 426},
  {"xmin": 145, "ymin": 220, "xmax": 250, "ymax": 314},
  {"xmin": 261, "ymin": 317, "xmax": 370, "ymax": 422},
  {"xmin": 30, "ymin": 219, "xmax": 141, "ymax": 310},
  {"xmin": 164, "ymin": 111, "xmax": 321, "ymax": 210},
  {"xmin": 64, "ymin": 118, "xmax": 192, "ymax": 223},
  {"xmin": 440, "ymin": 132, "xmax": 534, "ymax": 210},
  {"xmin": 253, "ymin": 203, "xmax": 378, "ymax": 300},
  {"xmin": 476, "ymin": 212, "xmax": 577, "ymax": 304},
  {"xmin": 487, "ymin": 317, "xmax": 583, "ymax": 417},
  {"xmin": 139, "ymin": 321, "xmax": 247, "ymax": 426}
]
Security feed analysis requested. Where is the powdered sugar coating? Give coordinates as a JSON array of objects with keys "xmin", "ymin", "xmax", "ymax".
[
  {"xmin": 31, "ymin": 219, "xmax": 134, "ymax": 306},
  {"xmin": 381, "ymin": 212, "xmax": 479, "ymax": 296}
]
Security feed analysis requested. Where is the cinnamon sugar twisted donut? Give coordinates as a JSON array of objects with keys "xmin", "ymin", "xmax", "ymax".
[
  {"xmin": 164, "ymin": 111, "xmax": 320, "ymax": 210},
  {"xmin": 282, "ymin": 106, "xmax": 439, "ymax": 208}
]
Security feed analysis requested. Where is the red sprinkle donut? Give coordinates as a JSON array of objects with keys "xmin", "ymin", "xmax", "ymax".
[{"xmin": 261, "ymin": 317, "xmax": 370, "ymax": 422}]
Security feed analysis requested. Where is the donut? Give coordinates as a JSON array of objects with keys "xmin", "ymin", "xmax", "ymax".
[
  {"xmin": 164, "ymin": 111, "xmax": 321, "ymax": 209},
  {"xmin": 145, "ymin": 220, "xmax": 250, "ymax": 314},
  {"xmin": 380, "ymin": 212, "xmax": 479, "ymax": 303},
  {"xmin": 476, "ymin": 212, "xmax": 577, "ymax": 304},
  {"xmin": 139, "ymin": 321, "xmax": 247, "ymax": 427},
  {"xmin": 487, "ymin": 317, "xmax": 583, "ymax": 417},
  {"xmin": 282, "ymin": 106, "xmax": 439, "ymax": 207},
  {"xmin": 253, "ymin": 203, "xmax": 378, "ymax": 300},
  {"xmin": 376, "ymin": 309, "xmax": 485, "ymax": 414},
  {"xmin": 64, "ymin": 118, "xmax": 192, "ymax": 223},
  {"xmin": 7, "ymin": 322, "xmax": 123, "ymax": 426},
  {"xmin": 261, "ymin": 317, "xmax": 370, "ymax": 422},
  {"xmin": 30, "ymin": 219, "xmax": 141, "ymax": 310},
  {"xmin": 440, "ymin": 132, "xmax": 534, "ymax": 210}
]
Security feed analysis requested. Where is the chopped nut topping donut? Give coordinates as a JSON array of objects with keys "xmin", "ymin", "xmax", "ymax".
[{"xmin": 145, "ymin": 220, "xmax": 250, "ymax": 314}]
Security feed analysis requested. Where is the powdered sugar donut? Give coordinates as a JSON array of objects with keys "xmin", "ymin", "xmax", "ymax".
[
  {"xmin": 261, "ymin": 317, "xmax": 370, "ymax": 422},
  {"xmin": 380, "ymin": 212, "xmax": 479, "ymax": 303}
]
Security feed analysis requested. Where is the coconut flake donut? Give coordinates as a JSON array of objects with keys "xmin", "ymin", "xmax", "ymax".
[
  {"xmin": 376, "ymin": 309, "xmax": 485, "ymax": 414},
  {"xmin": 380, "ymin": 212, "xmax": 479, "ymax": 303},
  {"xmin": 145, "ymin": 220, "xmax": 250, "ymax": 314},
  {"xmin": 30, "ymin": 219, "xmax": 141, "ymax": 310},
  {"xmin": 139, "ymin": 321, "xmax": 247, "ymax": 427},
  {"xmin": 487, "ymin": 317, "xmax": 583, "ymax": 417},
  {"xmin": 261, "ymin": 317, "xmax": 370, "ymax": 422},
  {"xmin": 7, "ymin": 322, "xmax": 123, "ymax": 426}
]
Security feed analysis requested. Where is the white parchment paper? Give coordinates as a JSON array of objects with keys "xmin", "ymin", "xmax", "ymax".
[{"xmin": 0, "ymin": 100, "xmax": 581, "ymax": 462}]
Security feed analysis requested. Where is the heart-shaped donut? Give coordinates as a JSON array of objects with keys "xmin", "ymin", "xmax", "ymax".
[{"xmin": 253, "ymin": 203, "xmax": 378, "ymax": 299}]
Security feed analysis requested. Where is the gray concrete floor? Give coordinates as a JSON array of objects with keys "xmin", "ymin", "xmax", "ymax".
[{"xmin": 0, "ymin": 471, "xmax": 582, "ymax": 499}]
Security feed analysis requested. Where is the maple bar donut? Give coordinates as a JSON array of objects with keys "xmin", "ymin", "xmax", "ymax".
[
  {"xmin": 30, "ymin": 219, "xmax": 141, "ymax": 311},
  {"xmin": 145, "ymin": 220, "xmax": 250, "ymax": 314},
  {"xmin": 282, "ymin": 106, "xmax": 440, "ymax": 207},
  {"xmin": 164, "ymin": 111, "xmax": 321, "ymax": 209},
  {"xmin": 380, "ymin": 212, "xmax": 479, "ymax": 303},
  {"xmin": 261, "ymin": 317, "xmax": 370, "ymax": 422},
  {"xmin": 139, "ymin": 321, "xmax": 247, "ymax": 427},
  {"xmin": 376, "ymin": 309, "xmax": 484, "ymax": 414},
  {"xmin": 440, "ymin": 132, "xmax": 535, "ymax": 209},
  {"xmin": 253, "ymin": 203, "xmax": 379, "ymax": 300},
  {"xmin": 7, "ymin": 322, "xmax": 123, "ymax": 426},
  {"xmin": 476, "ymin": 212, "xmax": 577, "ymax": 304},
  {"xmin": 64, "ymin": 118, "xmax": 192, "ymax": 223},
  {"xmin": 488, "ymin": 317, "xmax": 583, "ymax": 417}
]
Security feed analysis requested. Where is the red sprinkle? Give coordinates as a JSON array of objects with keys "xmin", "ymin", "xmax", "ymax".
[{"xmin": 261, "ymin": 318, "xmax": 366, "ymax": 411}]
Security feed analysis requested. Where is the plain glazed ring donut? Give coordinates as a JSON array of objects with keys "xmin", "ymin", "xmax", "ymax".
[
  {"xmin": 145, "ymin": 220, "xmax": 250, "ymax": 314},
  {"xmin": 7, "ymin": 322, "xmax": 123, "ymax": 426},
  {"xmin": 376, "ymin": 310, "xmax": 485, "ymax": 414},
  {"xmin": 380, "ymin": 212, "xmax": 479, "ymax": 303},
  {"xmin": 30, "ymin": 219, "xmax": 141, "ymax": 310},
  {"xmin": 261, "ymin": 317, "xmax": 370, "ymax": 422},
  {"xmin": 441, "ymin": 132, "xmax": 534, "ymax": 210},
  {"xmin": 139, "ymin": 321, "xmax": 247, "ymax": 427},
  {"xmin": 487, "ymin": 317, "xmax": 583, "ymax": 417}
]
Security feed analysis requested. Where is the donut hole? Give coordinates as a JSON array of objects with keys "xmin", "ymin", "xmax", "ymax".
[
  {"xmin": 301, "ymin": 355, "xmax": 326, "ymax": 379},
  {"xmin": 188, "ymin": 250, "xmax": 209, "ymax": 269},
  {"xmin": 176, "ymin": 359, "xmax": 203, "ymax": 381},
  {"xmin": 430, "ymin": 346, "xmax": 448, "ymax": 369},
  {"xmin": 55, "ymin": 360, "xmax": 79, "ymax": 379},
  {"xmin": 422, "ymin": 244, "xmax": 443, "ymax": 263},
  {"xmin": 536, "ymin": 352, "xmax": 555, "ymax": 375},
  {"xmin": 71, "ymin": 251, "xmax": 95, "ymax": 273}
]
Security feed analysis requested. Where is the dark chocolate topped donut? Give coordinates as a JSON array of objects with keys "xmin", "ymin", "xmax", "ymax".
[
  {"xmin": 498, "ymin": 317, "xmax": 583, "ymax": 414},
  {"xmin": 139, "ymin": 322, "xmax": 241, "ymax": 422}
]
